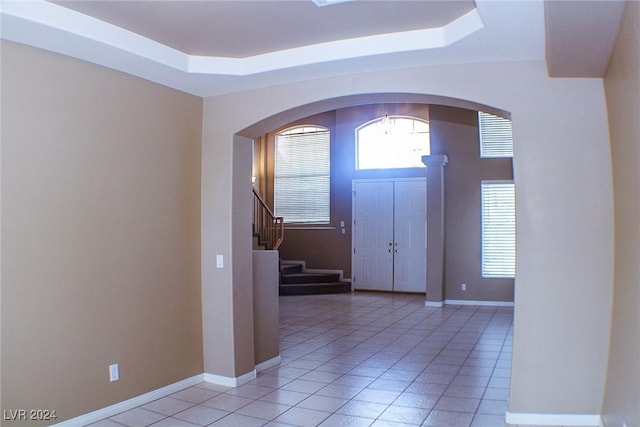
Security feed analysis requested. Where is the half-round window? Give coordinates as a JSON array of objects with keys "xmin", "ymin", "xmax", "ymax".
[{"xmin": 356, "ymin": 116, "xmax": 430, "ymax": 170}]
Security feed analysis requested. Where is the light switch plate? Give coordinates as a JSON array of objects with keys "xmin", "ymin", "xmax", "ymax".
[{"xmin": 109, "ymin": 364, "xmax": 119, "ymax": 382}]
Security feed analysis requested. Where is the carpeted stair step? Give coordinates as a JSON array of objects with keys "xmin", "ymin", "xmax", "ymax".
[
  {"xmin": 279, "ymin": 282, "xmax": 351, "ymax": 296},
  {"xmin": 280, "ymin": 272, "xmax": 341, "ymax": 285},
  {"xmin": 280, "ymin": 263, "xmax": 303, "ymax": 276},
  {"xmin": 279, "ymin": 260, "xmax": 350, "ymax": 296}
]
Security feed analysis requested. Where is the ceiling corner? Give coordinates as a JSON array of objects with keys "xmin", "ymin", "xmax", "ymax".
[{"xmin": 545, "ymin": 0, "xmax": 626, "ymax": 78}]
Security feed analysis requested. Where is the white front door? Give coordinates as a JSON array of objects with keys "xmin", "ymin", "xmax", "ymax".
[
  {"xmin": 392, "ymin": 179, "xmax": 427, "ymax": 292},
  {"xmin": 353, "ymin": 179, "xmax": 427, "ymax": 293},
  {"xmin": 352, "ymin": 181, "xmax": 394, "ymax": 291}
]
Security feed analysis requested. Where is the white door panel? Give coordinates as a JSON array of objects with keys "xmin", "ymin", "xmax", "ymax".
[
  {"xmin": 353, "ymin": 179, "xmax": 426, "ymax": 293},
  {"xmin": 393, "ymin": 180, "xmax": 427, "ymax": 292},
  {"xmin": 353, "ymin": 181, "xmax": 393, "ymax": 291}
]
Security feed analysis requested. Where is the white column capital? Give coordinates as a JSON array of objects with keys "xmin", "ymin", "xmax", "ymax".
[{"xmin": 421, "ymin": 154, "xmax": 449, "ymax": 168}]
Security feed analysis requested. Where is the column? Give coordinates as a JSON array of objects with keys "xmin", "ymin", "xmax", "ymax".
[{"xmin": 422, "ymin": 154, "xmax": 448, "ymax": 307}]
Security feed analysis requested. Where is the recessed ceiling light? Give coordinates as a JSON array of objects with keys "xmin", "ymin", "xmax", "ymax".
[{"xmin": 311, "ymin": 0, "xmax": 357, "ymax": 7}]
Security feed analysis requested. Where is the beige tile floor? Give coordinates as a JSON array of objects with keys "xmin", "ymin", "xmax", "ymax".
[{"xmin": 88, "ymin": 291, "xmax": 564, "ymax": 427}]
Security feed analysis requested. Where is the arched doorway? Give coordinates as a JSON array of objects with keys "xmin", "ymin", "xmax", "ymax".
[
  {"xmin": 232, "ymin": 93, "xmax": 513, "ymax": 377},
  {"xmin": 202, "ymin": 63, "xmax": 615, "ymax": 422}
]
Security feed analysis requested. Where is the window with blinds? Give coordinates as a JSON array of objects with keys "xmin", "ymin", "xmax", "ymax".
[
  {"xmin": 479, "ymin": 111, "xmax": 513, "ymax": 158},
  {"xmin": 274, "ymin": 126, "xmax": 330, "ymax": 224},
  {"xmin": 481, "ymin": 181, "xmax": 516, "ymax": 278}
]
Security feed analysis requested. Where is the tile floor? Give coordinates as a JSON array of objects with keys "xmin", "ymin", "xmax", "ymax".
[{"xmin": 90, "ymin": 291, "xmax": 548, "ymax": 427}]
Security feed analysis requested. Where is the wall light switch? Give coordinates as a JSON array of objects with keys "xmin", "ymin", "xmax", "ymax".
[
  {"xmin": 109, "ymin": 363, "xmax": 119, "ymax": 382},
  {"xmin": 216, "ymin": 255, "xmax": 224, "ymax": 268},
  {"xmin": 340, "ymin": 221, "xmax": 345, "ymax": 227},
  {"xmin": 461, "ymin": 283, "xmax": 467, "ymax": 291}
]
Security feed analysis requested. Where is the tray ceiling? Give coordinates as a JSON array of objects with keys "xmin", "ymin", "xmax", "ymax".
[{"xmin": 50, "ymin": 0, "xmax": 477, "ymax": 57}]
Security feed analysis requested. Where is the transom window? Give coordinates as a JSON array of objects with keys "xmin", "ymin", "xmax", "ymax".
[
  {"xmin": 356, "ymin": 116, "xmax": 430, "ymax": 170},
  {"xmin": 274, "ymin": 125, "xmax": 330, "ymax": 224}
]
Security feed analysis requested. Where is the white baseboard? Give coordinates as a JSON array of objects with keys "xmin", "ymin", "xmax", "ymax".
[
  {"xmin": 204, "ymin": 369, "xmax": 257, "ymax": 387},
  {"xmin": 445, "ymin": 299, "xmax": 514, "ymax": 307},
  {"xmin": 50, "ymin": 363, "xmax": 277, "ymax": 427},
  {"xmin": 425, "ymin": 300, "xmax": 444, "ymax": 307},
  {"xmin": 505, "ymin": 411, "xmax": 602, "ymax": 426},
  {"xmin": 255, "ymin": 355, "xmax": 281, "ymax": 373},
  {"xmin": 51, "ymin": 374, "xmax": 205, "ymax": 427}
]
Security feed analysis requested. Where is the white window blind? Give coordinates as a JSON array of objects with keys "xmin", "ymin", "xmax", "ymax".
[
  {"xmin": 481, "ymin": 181, "xmax": 516, "ymax": 278},
  {"xmin": 275, "ymin": 126, "xmax": 330, "ymax": 224},
  {"xmin": 479, "ymin": 111, "xmax": 513, "ymax": 158}
]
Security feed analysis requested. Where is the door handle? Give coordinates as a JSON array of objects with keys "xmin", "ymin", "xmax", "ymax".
[{"xmin": 395, "ymin": 249, "xmax": 399, "ymax": 253}]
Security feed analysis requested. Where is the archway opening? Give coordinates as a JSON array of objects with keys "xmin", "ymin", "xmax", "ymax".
[{"xmin": 235, "ymin": 93, "xmax": 515, "ymax": 378}]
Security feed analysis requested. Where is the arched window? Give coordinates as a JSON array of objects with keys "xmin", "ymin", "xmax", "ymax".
[
  {"xmin": 356, "ymin": 116, "xmax": 430, "ymax": 170},
  {"xmin": 274, "ymin": 125, "xmax": 330, "ymax": 224}
]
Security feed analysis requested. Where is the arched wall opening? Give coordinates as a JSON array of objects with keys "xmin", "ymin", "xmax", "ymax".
[
  {"xmin": 237, "ymin": 93, "xmax": 509, "ymax": 139},
  {"xmin": 202, "ymin": 62, "xmax": 613, "ymax": 419},
  {"xmin": 222, "ymin": 92, "xmax": 511, "ymax": 387},
  {"xmin": 237, "ymin": 93, "xmax": 514, "ymax": 302}
]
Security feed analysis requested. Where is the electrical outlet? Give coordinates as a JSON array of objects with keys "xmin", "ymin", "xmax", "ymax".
[
  {"xmin": 461, "ymin": 283, "xmax": 467, "ymax": 291},
  {"xmin": 109, "ymin": 363, "xmax": 119, "ymax": 382}
]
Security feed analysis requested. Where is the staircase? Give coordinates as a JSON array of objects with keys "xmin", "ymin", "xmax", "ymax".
[
  {"xmin": 252, "ymin": 188, "xmax": 349, "ymax": 295},
  {"xmin": 279, "ymin": 261, "xmax": 351, "ymax": 296}
]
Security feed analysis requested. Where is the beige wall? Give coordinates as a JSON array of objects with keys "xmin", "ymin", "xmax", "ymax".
[
  {"xmin": 432, "ymin": 105, "xmax": 514, "ymax": 302},
  {"xmin": 231, "ymin": 136, "xmax": 256, "ymax": 376},
  {"xmin": 1, "ymin": 41, "xmax": 204, "ymax": 423},
  {"xmin": 202, "ymin": 61, "xmax": 613, "ymax": 415},
  {"xmin": 602, "ymin": 2, "xmax": 640, "ymax": 426},
  {"xmin": 269, "ymin": 104, "xmax": 513, "ymax": 302},
  {"xmin": 253, "ymin": 250, "xmax": 279, "ymax": 366}
]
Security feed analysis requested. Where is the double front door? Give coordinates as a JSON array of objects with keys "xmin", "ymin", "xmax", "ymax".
[{"xmin": 352, "ymin": 178, "xmax": 427, "ymax": 293}]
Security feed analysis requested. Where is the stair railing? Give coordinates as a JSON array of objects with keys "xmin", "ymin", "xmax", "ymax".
[{"xmin": 253, "ymin": 187, "xmax": 284, "ymax": 250}]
